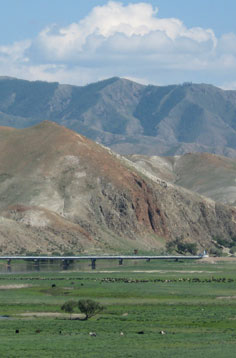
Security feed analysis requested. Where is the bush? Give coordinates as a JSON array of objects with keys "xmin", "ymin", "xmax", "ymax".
[
  {"xmin": 209, "ymin": 247, "xmax": 224, "ymax": 257},
  {"xmin": 229, "ymin": 246, "xmax": 236, "ymax": 255},
  {"xmin": 166, "ymin": 238, "xmax": 198, "ymax": 255},
  {"xmin": 213, "ymin": 236, "xmax": 233, "ymax": 248},
  {"xmin": 61, "ymin": 300, "xmax": 77, "ymax": 319},
  {"xmin": 177, "ymin": 242, "xmax": 197, "ymax": 255}
]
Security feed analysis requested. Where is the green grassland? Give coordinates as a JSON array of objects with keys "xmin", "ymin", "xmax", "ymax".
[{"xmin": 0, "ymin": 259, "xmax": 236, "ymax": 357}]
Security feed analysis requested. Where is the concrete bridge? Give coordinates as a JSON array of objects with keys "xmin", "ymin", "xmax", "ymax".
[{"xmin": 0, "ymin": 253, "xmax": 207, "ymax": 270}]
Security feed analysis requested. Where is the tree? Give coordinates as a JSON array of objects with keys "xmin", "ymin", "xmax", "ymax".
[
  {"xmin": 177, "ymin": 242, "xmax": 197, "ymax": 255},
  {"xmin": 61, "ymin": 300, "xmax": 77, "ymax": 319},
  {"xmin": 166, "ymin": 237, "xmax": 197, "ymax": 255},
  {"xmin": 78, "ymin": 299, "xmax": 103, "ymax": 320}
]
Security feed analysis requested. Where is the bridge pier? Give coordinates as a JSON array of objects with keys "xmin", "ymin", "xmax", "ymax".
[
  {"xmin": 33, "ymin": 259, "xmax": 40, "ymax": 271},
  {"xmin": 146, "ymin": 258, "xmax": 150, "ymax": 262},
  {"xmin": 6, "ymin": 259, "xmax": 11, "ymax": 272},
  {"xmin": 119, "ymin": 258, "xmax": 123, "ymax": 265},
  {"xmin": 91, "ymin": 259, "xmax": 96, "ymax": 270},
  {"xmin": 61, "ymin": 259, "xmax": 70, "ymax": 270}
]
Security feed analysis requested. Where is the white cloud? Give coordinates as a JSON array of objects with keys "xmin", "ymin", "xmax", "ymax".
[
  {"xmin": 0, "ymin": 40, "xmax": 31, "ymax": 64},
  {"xmin": 31, "ymin": 1, "xmax": 217, "ymax": 63},
  {"xmin": 0, "ymin": 1, "xmax": 236, "ymax": 87},
  {"xmin": 218, "ymin": 33, "xmax": 236, "ymax": 54}
]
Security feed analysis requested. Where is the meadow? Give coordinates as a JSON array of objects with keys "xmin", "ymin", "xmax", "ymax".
[{"xmin": 0, "ymin": 258, "xmax": 236, "ymax": 357}]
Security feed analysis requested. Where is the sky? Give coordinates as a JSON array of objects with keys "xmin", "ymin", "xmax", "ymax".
[{"xmin": 0, "ymin": 0, "xmax": 236, "ymax": 88}]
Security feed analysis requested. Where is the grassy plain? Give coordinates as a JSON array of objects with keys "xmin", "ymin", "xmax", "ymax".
[{"xmin": 0, "ymin": 259, "xmax": 236, "ymax": 357}]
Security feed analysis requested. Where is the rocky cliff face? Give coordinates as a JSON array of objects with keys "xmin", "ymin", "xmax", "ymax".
[
  {"xmin": 127, "ymin": 152, "xmax": 236, "ymax": 206},
  {"xmin": 0, "ymin": 122, "xmax": 235, "ymax": 254}
]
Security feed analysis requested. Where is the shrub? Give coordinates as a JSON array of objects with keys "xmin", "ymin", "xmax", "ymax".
[
  {"xmin": 177, "ymin": 242, "xmax": 197, "ymax": 255},
  {"xmin": 229, "ymin": 246, "xmax": 236, "ymax": 255},
  {"xmin": 213, "ymin": 236, "xmax": 232, "ymax": 248},
  {"xmin": 166, "ymin": 238, "xmax": 197, "ymax": 255},
  {"xmin": 209, "ymin": 247, "xmax": 224, "ymax": 257},
  {"xmin": 61, "ymin": 300, "xmax": 77, "ymax": 319}
]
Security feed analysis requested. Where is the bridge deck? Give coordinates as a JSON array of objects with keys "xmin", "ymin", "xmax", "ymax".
[{"xmin": 0, "ymin": 255, "xmax": 205, "ymax": 260}]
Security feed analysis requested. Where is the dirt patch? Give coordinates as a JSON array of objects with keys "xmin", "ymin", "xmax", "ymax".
[
  {"xmin": 216, "ymin": 296, "xmax": 236, "ymax": 300},
  {"xmin": 18, "ymin": 312, "xmax": 84, "ymax": 318},
  {"xmin": 74, "ymin": 269, "xmax": 219, "ymax": 274},
  {"xmin": 201, "ymin": 257, "xmax": 236, "ymax": 263},
  {"xmin": 0, "ymin": 284, "xmax": 32, "ymax": 289},
  {"xmin": 133, "ymin": 270, "xmax": 218, "ymax": 273}
]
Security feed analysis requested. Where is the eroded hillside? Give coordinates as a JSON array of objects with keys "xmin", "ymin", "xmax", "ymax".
[
  {"xmin": 0, "ymin": 122, "xmax": 235, "ymax": 254},
  {"xmin": 127, "ymin": 153, "xmax": 236, "ymax": 206}
]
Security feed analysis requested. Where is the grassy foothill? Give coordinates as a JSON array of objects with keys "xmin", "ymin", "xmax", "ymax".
[{"xmin": 0, "ymin": 258, "xmax": 236, "ymax": 357}]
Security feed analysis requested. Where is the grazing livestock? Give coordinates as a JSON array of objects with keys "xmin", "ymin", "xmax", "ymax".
[{"xmin": 89, "ymin": 332, "xmax": 97, "ymax": 337}]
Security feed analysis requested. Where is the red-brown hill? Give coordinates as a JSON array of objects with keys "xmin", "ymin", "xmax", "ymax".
[{"xmin": 0, "ymin": 121, "xmax": 235, "ymax": 254}]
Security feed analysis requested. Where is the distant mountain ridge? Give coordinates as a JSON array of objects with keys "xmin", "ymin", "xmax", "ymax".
[{"xmin": 1, "ymin": 76, "xmax": 236, "ymax": 157}]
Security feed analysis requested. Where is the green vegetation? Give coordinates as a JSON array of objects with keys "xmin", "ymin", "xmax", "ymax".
[
  {"xmin": 78, "ymin": 299, "xmax": 103, "ymax": 320},
  {"xmin": 0, "ymin": 259, "xmax": 236, "ymax": 357},
  {"xmin": 61, "ymin": 299, "xmax": 103, "ymax": 320},
  {"xmin": 61, "ymin": 300, "xmax": 77, "ymax": 319},
  {"xmin": 213, "ymin": 236, "xmax": 236, "ymax": 249},
  {"xmin": 210, "ymin": 236, "xmax": 236, "ymax": 256},
  {"xmin": 166, "ymin": 237, "xmax": 198, "ymax": 255}
]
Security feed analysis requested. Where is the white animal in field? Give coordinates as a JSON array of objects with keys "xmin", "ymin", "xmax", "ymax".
[{"xmin": 89, "ymin": 332, "xmax": 96, "ymax": 337}]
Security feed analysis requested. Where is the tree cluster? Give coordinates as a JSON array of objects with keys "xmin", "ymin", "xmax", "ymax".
[
  {"xmin": 166, "ymin": 237, "xmax": 198, "ymax": 255},
  {"xmin": 61, "ymin": 299, "xmax": 103, "ymax": 320}
]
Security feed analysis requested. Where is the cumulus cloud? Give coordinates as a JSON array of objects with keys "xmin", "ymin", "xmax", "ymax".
[
  {"xmin": 0, "ymin": 1, "xmax": 236, "ymax": 87},
  {"xmin": 218, "ymin": 33, "xmax": 236, "ymax": 55},
  {"xmin": 0, "ymin": 40, "xmax": 30, "ymax": 64},
  {"xmin": 30, "ymin": 1, "xmax": 217, "ymax": 63}
]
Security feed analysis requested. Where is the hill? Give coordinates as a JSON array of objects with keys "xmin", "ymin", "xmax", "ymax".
[
  {"xmin": 1, "ymin": 77, "xmax": 236, "ymax": 157},
  {"xmin": 127, "ymin": 152, "xmax": 236, "ymax": 207},
  {"xmin": 0, "ymin": 122, "xmax": 235, "ymax": 255}
]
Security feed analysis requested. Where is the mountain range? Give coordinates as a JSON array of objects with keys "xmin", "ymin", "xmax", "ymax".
[
  {"xmin": 0, "ymin": 122, "xmax": 235, "ymax": 255},
  {"xmin": 1, "ymin": 76, "xmax": 236, "ymax": 157}
]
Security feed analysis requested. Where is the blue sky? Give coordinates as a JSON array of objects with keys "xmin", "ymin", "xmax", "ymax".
[{"xmin": 0, "ymin": 0, "xmax": 236, "ymax": 88}]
